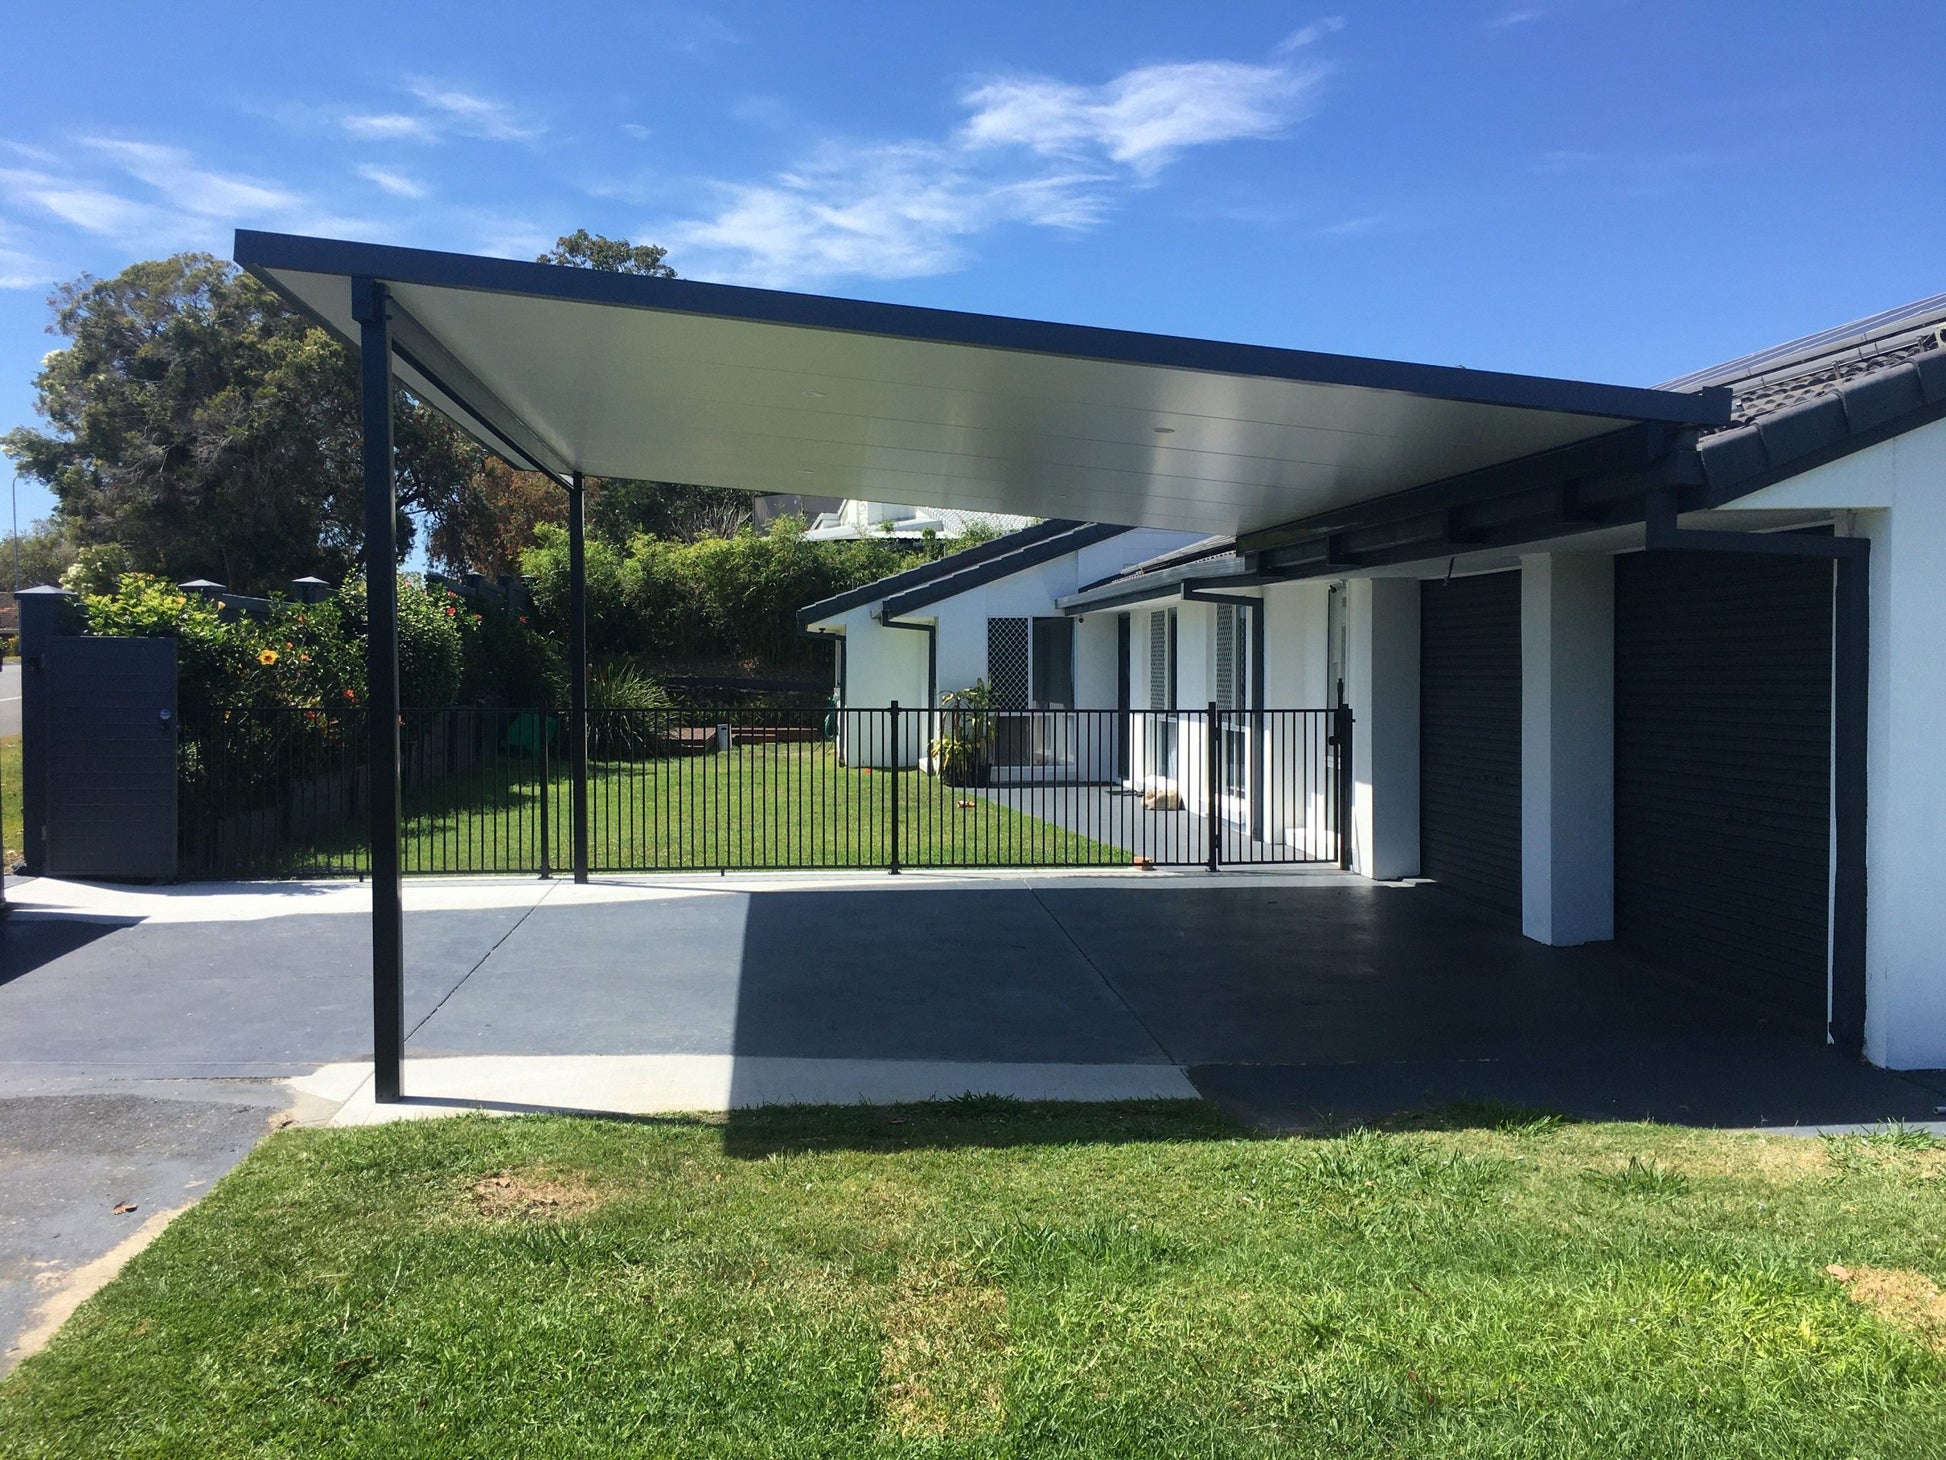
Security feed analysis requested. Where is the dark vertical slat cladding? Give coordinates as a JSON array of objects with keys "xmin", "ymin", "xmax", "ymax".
[
  {"xmin": 1419, "ymin": 570, "xmax": 1521, "ymax": 913},
  {"xmin": 1614, "ymin": 549, "xmax": 1834, "ymax": 1016}
]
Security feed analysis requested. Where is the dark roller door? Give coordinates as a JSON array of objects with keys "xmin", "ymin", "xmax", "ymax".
[
  {"xmin": 1419, "ymin": 570, "xmax": 1522, "ymax": 913},
  {"xmin": 1614, "ymin": 550, "xmax": 1832, "ymax": 1014}
]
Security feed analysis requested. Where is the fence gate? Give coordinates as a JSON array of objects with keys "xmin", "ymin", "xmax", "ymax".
[{"xmin": 40, "ymin": 636, "xmax": 179, "ymax": 878}]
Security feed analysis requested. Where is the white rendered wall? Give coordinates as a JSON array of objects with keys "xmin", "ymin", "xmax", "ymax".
[
  {"xmin": 1726, "ymin": 416, "xmax": 1946, "ymax": 1068},
  {"xmin": 1259, "ymin": 581, "xmax": 1333, "ymax": 852},
  {"xmin": 1520, "ymin": 554, "xmax": 1614, "ymax": 946},
  {"xmin": 1347, "ymin": 577, "xmax": 1420, "ymax": 880},
  {"xmin": 829, "ymin": 606, "xmax": 927, "ymax": 767}
]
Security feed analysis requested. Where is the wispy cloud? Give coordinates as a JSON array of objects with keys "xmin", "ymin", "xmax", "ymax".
[
  {"xmin": 338, "ymin": 79, "xmax": 542, "ymax": 145},
  {"xmin": 356, "ymin": 164, "xmax": 429, "ymax": 199},
  {"xmin": 0, "ymin": 219, "xmax": 55, "ymax": 290},
  {"xmin": 0, "ymin": 135, "xmax": 376, "ymax": 255},
  {"xmin": 1317, "ymin": 214, "xmax": 1383, "ymax": 236},
  {"xmin": 1277, "ymin": 17, "xmax": 1345, "ymax": 53},
  {"xmin": 671, "ymin": 51, "xmax": 1332, "ymax": 287},
  {"xmin": 1489, "ymin": 7, "xmax": 1546, "ymax": 27}
]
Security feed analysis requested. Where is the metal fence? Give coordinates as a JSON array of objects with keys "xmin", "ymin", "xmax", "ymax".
[{"xmin": 178, "ymin": 704, "xmax": 1350, "ymax": 878}]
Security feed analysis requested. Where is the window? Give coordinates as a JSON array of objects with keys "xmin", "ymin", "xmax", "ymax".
[
  {"xmin": 986, "ymin": 615, "xmax": 1074, "ymax": 709},
  {"xmin": 1147, "ymin": 608, "xmax": 1178, "ymax": 778},
  {"xmin": 1030, "ymin": 617, "xmax": 1074, "ymax": 709},
  {"xmin": 986, "ymin": 617, "xmax": 1031, "ymax": 708}
]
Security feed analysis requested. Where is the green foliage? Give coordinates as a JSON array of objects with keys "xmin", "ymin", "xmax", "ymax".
[
  {"xmin": 589, "ymin": 660, "xmax": 675, "ymax": 712},
  {"xmin": 8, "ymin": 518, "xmax": 84, "ymax": 590},
  {"xmin": 536, "ymin": 230, "xmax": 675, "ymax": 277},
  {"xmin": 58, "ymin": 543, "xmax": 133, "ymax": 597},
  {"xmin": 336, "ymin": 576, "xmax": 464, "ymax": 708},
  {"xmin": 522, "ymin": 516, "xmax": 913, "ymax": 671},
  {"xmin": 932, "ymin": 678, "xmax": 1000, "ymax": 786},
  {"xmin": 455, "ymin": 592, "xmax": 562, "ymax": 707},
  {"xmin": 2, "ymin": 253, "xmax": 483, "ymax": 593},
  {"xmin": 586, "ymin": 478, "xmax": 751, "ymax": 545}
]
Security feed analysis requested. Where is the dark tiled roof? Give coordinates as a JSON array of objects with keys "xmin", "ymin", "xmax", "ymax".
[{"xmin": 1662, "ymin": 292, "xmax": 1946, "ymax": 433}]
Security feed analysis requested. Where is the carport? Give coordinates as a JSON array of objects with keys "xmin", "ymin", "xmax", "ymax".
[{"xmin": 233, "ymin": 230, "xmax": 1735, "ymax": 1103}]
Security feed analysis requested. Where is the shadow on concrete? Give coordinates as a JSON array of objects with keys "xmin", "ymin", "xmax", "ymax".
[
  {"xmin": 716, "ymin": 876, "xmax": 1946, "ymax": 1140},
  {"xmin": 0, "ymin": 916, "xmax": 135, "ymax": 992}
]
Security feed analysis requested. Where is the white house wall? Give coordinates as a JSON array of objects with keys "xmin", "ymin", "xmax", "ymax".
[{"xmin": 1722, "ymin": 414, "xmax": 1946, "ymax": 1069}]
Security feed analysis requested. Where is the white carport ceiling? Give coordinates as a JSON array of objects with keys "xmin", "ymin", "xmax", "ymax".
[{"xmin": 237, "ymin": 232, "xmax": 1728, "ymax": 539}]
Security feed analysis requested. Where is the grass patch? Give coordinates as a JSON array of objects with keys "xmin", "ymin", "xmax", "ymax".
[
  {"xmin": 1, "ymin": 733, "xmax": 19, "ymax": 866},
  {"xmin": 3, "ymin": 1102, "xmax": 1944, "ymax": 1457},
  {"xmin": 288, "ymin": 744, "xmax": 1127, "ymax": 875}
]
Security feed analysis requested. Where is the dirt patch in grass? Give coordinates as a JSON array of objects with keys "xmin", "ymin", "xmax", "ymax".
[
  {"xmin": 879, "ymin": 1261, "xmax": 1009, "ymax": 1440},
  {"xmin": 1827, "ymin": 1264, "xmax": 1946, "ymax": 1353},
  {"xmin": 466, "ymin": 1168, "xmax": 607, "ymax": 1221}
]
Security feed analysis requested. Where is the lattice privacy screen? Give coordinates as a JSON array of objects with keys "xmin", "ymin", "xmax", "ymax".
[
  {"xmin": 1149, "ymin": 610, "xmax": 1169, "ymax": 710},
  {"xmin": 986, "ymin": 617, "xmax": 1031, "ymax": 708}
]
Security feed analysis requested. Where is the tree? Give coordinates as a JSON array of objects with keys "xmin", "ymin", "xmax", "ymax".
[
  {"xmin": 537, "ymin": 230, "xmax": 676, "ymax": 277},
  {"xmin": 1, "ymin": 254, "xmax": 480, "ymax": 593},
  {"xmin": 430, "ymin": 456, "xmax": 567, "ymax": 577},
  {"xmin": 587, "ymin": 477, "xmax": 750, "ymax": 546}
]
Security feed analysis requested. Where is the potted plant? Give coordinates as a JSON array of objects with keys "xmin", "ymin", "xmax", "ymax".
[{"xmin": 931, "ymin": 679, "xmax": 998, "ymax": 787}]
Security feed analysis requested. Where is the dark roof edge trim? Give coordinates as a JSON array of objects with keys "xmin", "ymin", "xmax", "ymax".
[
  {"xmin": 236, "ymin": 231, "xmax": 1729, "ymax": 427},
  {"xmin": 796, "ymin": 520, "xmax": 1087, "ymax": 627},
  {"xmin": 879, "ymin": 523, "xmax": 1129, "ymax": 618}
]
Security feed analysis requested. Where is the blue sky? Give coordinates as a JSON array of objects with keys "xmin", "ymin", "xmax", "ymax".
[{"xmin": 3, "ymin": 1, "xmax": 1941, "ymax": 530}]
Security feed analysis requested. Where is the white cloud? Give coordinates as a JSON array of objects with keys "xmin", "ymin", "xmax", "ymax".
[
  {"xmin": 1489, "ymin": 7, "xmax": 1546, "ymax": 27},
  {"xmin": 673, "ymin": 51, "xmax": 1331, "ymax": 287},
  {"xmin": 620, "ymin": 123, "xmax": 652, "ymax": 141},
  {"xmin": 357, "ymin": 164, "xmax": 429, "ymax": 199},
  {"xmin": 0, "ymin": 137, "xmax": 380, "ymax": 255},
  {"xmin": 959, "ymin": 61, "xmax": 1318, "ymax": 177},
  {"xmin": 334, "ymin": 80, "xmax": 542, "ymax": 145},
  {"xmin": 403, "ymin": 80, "xmax": 543, "ymax": 142},
  {"xmin": 343, "ymin": 112, "xmax": 439, "ymax": 143},
  {"xmin": 0, "ymin": 218, "xmax": 55, "ymax": 289},
  {"xmin": 1318, "ymin": 214, "xmax": 1382, "ymax": 236},
  {"xmin": 1277, "ymin": 17, "xmax": 1345, "ymax": 53}
]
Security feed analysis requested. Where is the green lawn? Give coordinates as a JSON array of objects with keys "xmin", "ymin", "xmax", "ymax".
[
  {"xmin": 3, "ymin": 1102, "xmax": 1943, "ymax": 1457},
  {"xmin": 2, "ymin": 733, "xmax": 19, "ymax": 867},
  {"xmin": 294, "ymin": 743, "xmax": 1126, "ymax": 876}
]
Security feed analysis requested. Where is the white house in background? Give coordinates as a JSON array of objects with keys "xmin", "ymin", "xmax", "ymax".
[
  {"xmin": 796, "ymin": 520, "xmax": 1202, "ymax": 776},
  {"xmin": 1054, "ymin": 291, "xmax": 1946, "ymax": 1072},
  {"xmin": 800, "ymin": 498, "xmax": 1037, "ymax": 542}
]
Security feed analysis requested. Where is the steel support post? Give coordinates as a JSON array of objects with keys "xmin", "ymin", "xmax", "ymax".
[
  {"xmin": 568, "ymin": 471, "xmax": 590, "ymax": 884},
  {"xmin": 353, "ymin": 277, "xmax": 404, "ymax": 1103},
  {"xmin": 1206, "ymin": 701, "xmax": 1220, "ymax": 871}
]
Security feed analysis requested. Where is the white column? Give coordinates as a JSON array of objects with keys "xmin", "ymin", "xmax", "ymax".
[
  {"xmin": 1520, "ymin": 553, "xmax": 1614, "ymax": 945},
  {"xmin": 1347, "ymin": 577, "xmax": 1420, "ymax": 880},
  {"xmin": 1861, "ymin": 499, "xmax": 1946, "ymax": 1068}
]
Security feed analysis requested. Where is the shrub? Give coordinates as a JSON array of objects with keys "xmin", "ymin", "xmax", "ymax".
[
  {"xmin": 455, "ymin": 592, "xmax": 563, "ymax": 707},
  {"xmin": 327, "ymin": 575, "xmax": 464, "ymax": 709}
]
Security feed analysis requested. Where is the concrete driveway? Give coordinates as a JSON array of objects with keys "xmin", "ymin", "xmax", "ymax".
[{"xmin": 4, "ymin": 867, "xmax": 1944, "ymax": 1371}]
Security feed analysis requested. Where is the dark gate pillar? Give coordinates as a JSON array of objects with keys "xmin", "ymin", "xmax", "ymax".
[
  {"xmin": 567, "ymin": 470, "xmax": 590, "ymax": 883},
  {"xmin": 16, "ymin": 586, "xmax": 77, "ymax": 879},
  {"xmin": 353, "ymin": 277, "xmax": 405, "ymax": 1104}
]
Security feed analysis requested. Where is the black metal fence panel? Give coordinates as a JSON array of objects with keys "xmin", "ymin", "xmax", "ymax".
[{"xmin": 178, "ymin": 705, "xmax": 1348, "ymax": 878}]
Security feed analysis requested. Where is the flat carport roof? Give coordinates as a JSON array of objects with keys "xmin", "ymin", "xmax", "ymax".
[
  {"xmin": 235, "ymin": 231, "xmax": 1727, "ymax": 539},
  {"xmin": 231, "ymin": 230, "xmax": 1734, "ymax": 1103}
]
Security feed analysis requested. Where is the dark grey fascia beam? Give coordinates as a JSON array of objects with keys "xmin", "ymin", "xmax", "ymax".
[
  {"xmin": 1240, "ymin": 422, "xmax": 1688, "ymax": 558},
  {"xmin": 1248, "ymin": 432, "xmax": 1708, "ymax": 582}
]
